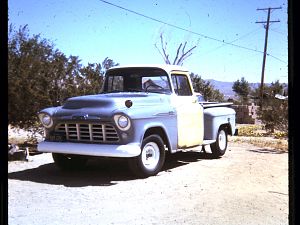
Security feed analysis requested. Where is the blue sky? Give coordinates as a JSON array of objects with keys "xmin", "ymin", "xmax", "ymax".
[{"xmin": 8, "ymin": 0, "xmax": 288, "ymax": 83}]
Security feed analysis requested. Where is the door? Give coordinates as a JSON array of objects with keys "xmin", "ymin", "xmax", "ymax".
[{"xmin": 171, "ymin": 73, "xmax": 204, "ymax": 148}]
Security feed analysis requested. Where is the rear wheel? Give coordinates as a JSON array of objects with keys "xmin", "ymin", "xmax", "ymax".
[
  {"xmin": 210, "ymin": 128, "xmax": 228, "ymax": 158},
  {"xmin": 52, "ymin": 153, "xmax": 88, "ymax": 170},
  {"xmin": 128, "ymin": 134, "xmax": 165, "ymax": 178}
]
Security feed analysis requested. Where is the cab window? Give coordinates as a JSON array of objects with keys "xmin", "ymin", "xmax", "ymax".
[
  {"xmin": 106, "ymin": 75, "xmax": 124, "ymax": 92},
  {"xmin": 171, "ymin": 74, "xmax": 192, "ymax": 96}
]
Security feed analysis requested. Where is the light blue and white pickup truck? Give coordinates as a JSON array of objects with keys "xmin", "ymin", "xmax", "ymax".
[{"xmin": 37, "ymin": 64, "xmax": 237, "ymax": 177}]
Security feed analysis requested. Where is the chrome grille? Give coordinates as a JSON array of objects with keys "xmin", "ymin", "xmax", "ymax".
[{"xmin": 55, "ymin": 123, "xmax": 119, "ymax": 143}]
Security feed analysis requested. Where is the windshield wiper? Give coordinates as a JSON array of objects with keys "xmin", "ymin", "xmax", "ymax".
[
  {"xmin": 126, "ymin": 88, "xmax": 144, "ymax": 92},
  {"xmin": 102, "ymin": 90, "xmax": 124, "ymax": 93},
  {"xmin": 146, "ymin": 89, "xmax": 171, "ymax": 94}
]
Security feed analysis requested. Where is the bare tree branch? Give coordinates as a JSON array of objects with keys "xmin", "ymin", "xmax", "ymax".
[
  {"xmin": 181, "ymin": 42, "xmax": 187, "ymax": 56},
  {"xmin": 155, "ymin": 33, "xmax": 198, "ymax": 65},
  {"xmin": 172, "ymin": 43, "xmax": 182, "ymax": 65},
  {"xmin": 154, "ymin": 43, "xmax": 167, "ymax": 63},
  {"xmin": 159, "ymin": 33, "xmax": 171, "ymax": 64},
  {"xmin": 177, "ymin": 52, "xmax": 193, "ymax": 65},
  {"xmin": 176, "ymin": 45, "xmax": 197, "ymax": 65}
]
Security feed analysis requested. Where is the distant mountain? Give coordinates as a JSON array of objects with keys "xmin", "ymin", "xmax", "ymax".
[{"xmin": 205, "ymin": 79, "xmax": 261, "ymax": 99}]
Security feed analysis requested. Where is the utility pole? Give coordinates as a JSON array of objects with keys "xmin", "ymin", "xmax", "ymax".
[{"xmin": 256, "ymin": 7, "xmax": 281, "ymax": 108}]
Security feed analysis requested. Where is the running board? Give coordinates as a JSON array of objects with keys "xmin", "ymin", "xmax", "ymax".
[
  {"xmin": 174, "ymin": 140, "xmax": 216, "ymax": 153},
  {"xmin": 203, "ymin": 140, "xmax": 216, "ymax": 145}
]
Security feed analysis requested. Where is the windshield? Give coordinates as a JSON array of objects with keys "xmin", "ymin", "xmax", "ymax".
[{"xmin": 103, "ymin": 68, "xmax": 172, "ymax": 94}]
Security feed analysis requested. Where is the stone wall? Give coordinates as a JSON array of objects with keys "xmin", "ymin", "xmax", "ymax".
[{"xmin": 231, "ymin": 103, "xmax": 261, "ymax": 124}]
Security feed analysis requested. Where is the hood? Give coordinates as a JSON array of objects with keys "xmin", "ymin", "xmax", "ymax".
[
  {"xmin": 62, "ymin": 93, "xmax": 167, "ymax": 109},
  {"xmin": 54, "ymin": 92, "xmax": 170, "ymax": 119}
]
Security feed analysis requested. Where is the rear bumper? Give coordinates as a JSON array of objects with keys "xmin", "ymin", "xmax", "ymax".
[{"xmin": 37, "ymin": 141, "xmax": 141, "ymax": 158}]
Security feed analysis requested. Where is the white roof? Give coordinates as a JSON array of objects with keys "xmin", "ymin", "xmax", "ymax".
[{"xmin": 107, "ymin": 64, "xmax": 190, "ymax": 73}]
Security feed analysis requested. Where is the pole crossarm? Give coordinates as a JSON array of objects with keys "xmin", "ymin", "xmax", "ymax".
[
  {"xmin": 256, "ymin": 20, "xmax": 280, "ymax": 23},
  {"xmin": 256, "ymin": 7, "xmax": 282, "ymax": 11}
]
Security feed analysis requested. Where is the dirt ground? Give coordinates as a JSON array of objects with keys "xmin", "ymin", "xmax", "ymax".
[{"xmin": 8, "ymin": 141, "xmax": 288, "ymax": 225}]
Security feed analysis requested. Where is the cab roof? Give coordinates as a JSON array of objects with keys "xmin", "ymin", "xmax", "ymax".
[{"xmin": 107, "ymin": 64, "xmax": 190, "ymax": 74}]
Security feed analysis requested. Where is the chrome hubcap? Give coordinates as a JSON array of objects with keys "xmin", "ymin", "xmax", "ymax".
[
  {"xmin": 218, "ymin": 130, "xmax": 227, "ymax": 151},
  {"xmin": 141, "ymin": 142, "xmax": 160, "ymax": 170}
]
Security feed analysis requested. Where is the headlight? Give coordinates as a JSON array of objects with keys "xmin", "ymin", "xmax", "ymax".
[
  {"xmin": 38, "ymin": 113, "xmax": 53, "ymax": 128},
  {"xmin": 114, "ymin": 114, "xmax": 131, "ymax": 131},
  {"xmin": 118, "ymin": 116, "xmax": 129, "ymax": 128}
]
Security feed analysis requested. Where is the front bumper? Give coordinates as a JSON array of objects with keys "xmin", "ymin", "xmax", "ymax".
[{"xmin": 37, "ymin": 141, "xmax": 141, "ymax": 158}]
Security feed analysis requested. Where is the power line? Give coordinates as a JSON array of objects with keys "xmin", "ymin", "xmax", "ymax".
[
  {"xmin": 267, "ymin": 53, "xmax": 286, "ymax": 63},
  {"xmin": 269, "ymin": 28, "xmax": 287, "ymax": 36},
  {"xmin": 98, "ymin": 0, "xmax": 286, "ymax": 64},
  {"xmin": 98, "ymin": 0, "xmax": 261, "ymax": 52},
  {"xmin": 200, "ymin": 28, "xmax": 261, "ymax": 55}
]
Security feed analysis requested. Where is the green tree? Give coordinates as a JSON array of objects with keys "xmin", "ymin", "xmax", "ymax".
[
  {"xmin": 232, "ymin": 77, "xmax": 251, "ymax": 104},
  {"xmin": 190, "ymin": 73, "xmax": 225, "ymax": 102},
  {"xmin": 77, "ymin": 63, "xmax": 103, "ymax": 95},
  {"xmin": 8, "ymin": 24, "xmax": 57, "ymax": 126},
  {"xmin": 101, "ymin": 57, "xmax": 119, "ymax": 73},
  {"xmin": 75, "ymin": 58, "xmax": 118, "ymax": 97},
  {"xmin": 8, "ymin": 24, "xmax": 118, "ymax": 127},
  {"xmin": 47, "ymin": 51, "xmax": 72, "ymax": 105},
  {"xmin": 255, "ymin": 81, "xmax": 288, "ymax": 133}
]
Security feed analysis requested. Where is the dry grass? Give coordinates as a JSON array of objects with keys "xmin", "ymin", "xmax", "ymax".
[
  {"xmin": 231, "ymin": 124, "xmax": 288, "ymax": 152},
  {"xmin": 229, "ymin": 136, "xmax": 288, "ymax": 152}
]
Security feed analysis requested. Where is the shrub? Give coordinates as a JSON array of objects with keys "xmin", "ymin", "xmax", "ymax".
[
  {"xmin": 237, "ymin": 125, "xmax": 268, "ymax": 137},
  {"xmin": 255, "ymin": 81, "xmax": 288, "ymax": 133}
]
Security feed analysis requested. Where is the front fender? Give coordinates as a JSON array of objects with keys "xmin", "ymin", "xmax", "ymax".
[{"xmin": 132, "ymin": 116, "xmax": 178, "ymax": 152}]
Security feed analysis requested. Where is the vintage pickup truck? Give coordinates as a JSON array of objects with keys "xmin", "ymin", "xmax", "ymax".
[{"xmin": 37, "ymin": 64, "xmax": 237, "ymax": 177}]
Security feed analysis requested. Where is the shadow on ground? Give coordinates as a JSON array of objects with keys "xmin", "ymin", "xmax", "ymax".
[
  {"xmin": 247, "ymin": 148, "xmax": 287, "ymax": 154},
  {"xmin": 8, "ymin": 151, "xmax": 216, "ymax": 187}
]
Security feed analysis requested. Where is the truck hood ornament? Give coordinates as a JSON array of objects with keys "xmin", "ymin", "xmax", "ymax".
[{"xmin": 71, "ymin": 113, "xmax": 89, "ymax": 120}]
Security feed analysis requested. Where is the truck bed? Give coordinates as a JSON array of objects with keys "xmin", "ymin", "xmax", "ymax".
[{"xmin": 200, "ymin": 102, "xmax": 233, "ymax": 109}]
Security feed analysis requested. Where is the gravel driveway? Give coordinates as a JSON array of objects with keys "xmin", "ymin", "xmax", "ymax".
[{"xmin": 8, "ymin": 141, "xmax": 288, "ymax": 225}]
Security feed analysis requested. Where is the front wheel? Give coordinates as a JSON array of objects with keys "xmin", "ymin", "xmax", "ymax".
[
  {"xmin": 210, "ymin": 128, "xmax": 228, "ymax": 158},
  {"xmin": 128, "ymin": 135, "xmax": 166, "ymax": 178}
]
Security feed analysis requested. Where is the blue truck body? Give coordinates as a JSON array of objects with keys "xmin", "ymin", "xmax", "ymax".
[{"xmin": 37, "ymin": 64, "xmax": 236, "ymax": 177}]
